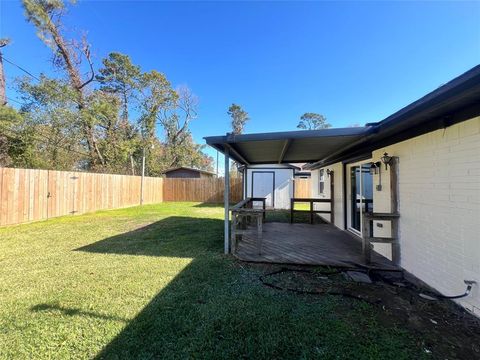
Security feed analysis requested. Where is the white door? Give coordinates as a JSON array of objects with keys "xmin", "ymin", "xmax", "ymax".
[{"xmin": 252, "ymin": 172, "xmax": 274, "ymax": 208}]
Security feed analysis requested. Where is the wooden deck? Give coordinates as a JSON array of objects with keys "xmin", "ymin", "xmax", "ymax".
[{"xmin": 234, "ymin": 222, "xmax": 398, "ymax": 269}]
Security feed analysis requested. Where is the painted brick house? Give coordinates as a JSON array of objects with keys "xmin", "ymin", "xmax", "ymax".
[{"xmin": 206, "ymin": 65, "xmax": 480, "ymax": 315}]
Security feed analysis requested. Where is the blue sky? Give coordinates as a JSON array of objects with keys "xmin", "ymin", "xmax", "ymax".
[{"xmin": 1, "ymin": 1, "xmax": 480, "ymax": 173}]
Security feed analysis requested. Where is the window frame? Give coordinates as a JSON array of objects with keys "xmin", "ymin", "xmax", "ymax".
[{"xmin": 318, "ymin": 169, "xmax": 325, "ymax": 195}]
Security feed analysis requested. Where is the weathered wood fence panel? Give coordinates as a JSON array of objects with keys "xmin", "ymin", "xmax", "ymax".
[
  {"xmin": 163, "ymin": 178, "xmax": 242, "ymax": 203},
  {"xmin": 294, "ymin": 178, "xmax": 312, "ymax": 198},
  {"xmin": 0, "ymin": 167, "xmax": 163, "ymax": 226},
  {"xmin": 1, "ymin": 168, "xmax": 243, "ymax": 226}
]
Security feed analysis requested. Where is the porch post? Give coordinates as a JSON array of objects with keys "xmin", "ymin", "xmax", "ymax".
[
  {"xmin": 224, "ymin": 147, "xmax": 230, "ymax": 254},
  {"xmin": 330, "ymin": 171, "xmax": 335, "ymax": 225}
]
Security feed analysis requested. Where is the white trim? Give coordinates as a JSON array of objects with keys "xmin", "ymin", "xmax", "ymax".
[
  {"xmin": 348, "ymin": 227, "xmax": 362, "ymax": 238},
  {"xmin": 318, "ymin": 169, "xmax": 326, "ymax": 195},
  {"xmin": 346, "ymin": 158, "xmax": 372, "ymax": 237}
]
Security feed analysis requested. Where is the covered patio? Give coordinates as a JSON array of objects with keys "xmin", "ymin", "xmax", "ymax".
[
  {"xmin": 204, "ymin": 127, "xmax": 397, "ymax": 268},
  {"xmin": 235, "ymin": 222, "xmax": 397, "ymax": 269}
]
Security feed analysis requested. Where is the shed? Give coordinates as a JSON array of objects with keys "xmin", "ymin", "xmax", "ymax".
[
  {"xmin": 164, "ymin": 167, "xmax": 216, "ymax": 179},
  {"xmin": 241, "ymin": 164, "xmax": 300, "ymax": 209}
]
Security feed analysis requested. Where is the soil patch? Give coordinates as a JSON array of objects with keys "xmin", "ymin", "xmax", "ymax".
[{"xmin": 247, "ymin": 262, "xmax": 480, "ymax": 360}]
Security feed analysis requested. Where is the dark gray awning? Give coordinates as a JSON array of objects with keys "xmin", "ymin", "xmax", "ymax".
[
  {"xmin": 204, "ymin": 127, "xmax": 371, "ymax": 165},
  {"xmin": 205, "ymin": 64, "xmax": 480, "ymax": 168}
]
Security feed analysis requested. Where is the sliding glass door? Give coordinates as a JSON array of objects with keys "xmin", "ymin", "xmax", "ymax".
[{"xmin": 348, "ymin": 162, "xmax": 373, "ymax": 236}]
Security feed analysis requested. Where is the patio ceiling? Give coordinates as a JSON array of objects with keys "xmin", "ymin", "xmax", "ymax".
[{"xmin": 204, "ymin": 127, "xmax": 371, "ymax": 165}]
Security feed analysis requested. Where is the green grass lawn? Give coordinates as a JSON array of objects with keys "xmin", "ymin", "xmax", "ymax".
[{"xmin": 0, "ymin": 202, "xmax": 425, "ymax": 359}]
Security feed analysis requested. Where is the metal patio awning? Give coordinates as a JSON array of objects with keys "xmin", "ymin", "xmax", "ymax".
[
  {"xmin": 205, "ymin": 64, "xmax": 480, "ymax": 169},
  {"xmin": 204, "ymin": 127, "xmax": 372, "ymax": 165},
  {"xmin": 207, "ymin": 64, "xmax": 480, "ymax": 255}
]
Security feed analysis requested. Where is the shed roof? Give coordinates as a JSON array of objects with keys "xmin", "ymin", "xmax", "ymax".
[
  {"xmin": 205, "ymin": 65, "xmax": 480, "ymax": 168},
  {"xmin": 164, "ymin": 166, "xmax": 216, "ymax": 176}
]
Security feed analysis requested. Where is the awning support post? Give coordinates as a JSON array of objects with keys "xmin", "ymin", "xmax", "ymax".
[{"xmin": 224, "ymin": 147, "xmax": 230, "ymax": 254}]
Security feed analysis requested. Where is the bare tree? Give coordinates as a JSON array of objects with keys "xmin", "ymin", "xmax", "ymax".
[
  {"xmin": 22, "ymin": 0, "xmax": 104, "ymax": 167},
  {"xmin": 160, "ymin": 86, "xmax": 199, "ymax": 167},
  {"xmin": 165, "ymin": 86, "xmax": 198, "ymax": 144}
]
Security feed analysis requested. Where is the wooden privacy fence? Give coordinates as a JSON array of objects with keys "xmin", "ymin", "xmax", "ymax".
[
  {"xmin": 294, "ymin": 178, "xmax": 311, "ymax": 198},
  {"xmin": 0, "ymin": 168, "xmax": 244, "ymax": 226},
  {"xmin": 163, "ymin": 177, "xmax": 243, "ymax": 203},
  {"xmin": 0, "ymin": 167, "xmax": 163, "ymax": 226}
]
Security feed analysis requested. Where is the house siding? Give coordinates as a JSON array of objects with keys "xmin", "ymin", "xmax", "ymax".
[
  {"xmin": 371, "ymin": 115, "xmax": 480, "ymax": 315},
  {"xmin": 310, "ymin": 116, "xmax": 480, "ymax": 315},
  {"xmin": 311, "ymin": 162, "xmax": 344, "ymax": 229}
]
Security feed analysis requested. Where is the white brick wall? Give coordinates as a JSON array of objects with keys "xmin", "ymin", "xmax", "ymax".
[
  {"xmin": 311, "ymin": 162, "xmax": 344, "ymax": 229},
  {"xmin": 371, "ymin": 116, "xmax": 480, "ymax": 315},
  {"xmin": 309, "ymin": 116, "xmax": 480, "ymax": 315}
]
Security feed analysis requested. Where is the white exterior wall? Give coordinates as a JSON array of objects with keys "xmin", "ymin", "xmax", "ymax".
[
  {"xmin": 311, "ymin": 162, "xmax": 344, "ymax": 229},
  {"xmin": 245, "ymin": 165, "xmax": 294, "ymax": 209},
  {"xmin": 371, "ymin": 116, "xmax": 480, "ymax": 315},
  {"xmin": 309, "ymin": 116, "xmax": 480, "ymax": 315}
]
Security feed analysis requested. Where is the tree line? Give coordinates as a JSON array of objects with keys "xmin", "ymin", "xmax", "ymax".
[
  {"xmin": 0, "ymin": 0, "xmax": 213, "ymax": 176},
  {"xmin": 1, "ymin": 1, "xmax": 334, "ymax": 176}
]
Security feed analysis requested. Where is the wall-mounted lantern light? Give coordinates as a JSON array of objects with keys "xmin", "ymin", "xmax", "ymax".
[
  {"xmin": 369, "ymin": 162, "xmax": 381, "ymax": 175},
  {"xmin": 326, "ymin": 169, "xmax": 333, "ymax": 177},
  {"xmin": 381, "ymin": 152, "xmax": 392, "ymax": 170}
]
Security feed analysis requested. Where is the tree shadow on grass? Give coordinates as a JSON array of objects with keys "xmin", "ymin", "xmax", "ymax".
[
  {"xmin": 66, "ymin": 215, "xmax": 420, "ymax": 359},
  {"xmin": 75, "ymin": 216, "xmax": 223, "ymax": 258},
  {"xmin": 192, "ymin": 202, "xmax": 223, "ymax": 208},
  {"xmin": 191, "ymin": 202, "xmax": 240, "ymax": 208},
  {"xmin": 74, "ymin": 215, "xmax": 280, "ymax": 359},
  {"xmin": 73, "ymin": 215, "xmax": 254, "ymax": 358},
  {"xmin": 31, "ymin": 303, "xmax": 129, "ymax": 323}
]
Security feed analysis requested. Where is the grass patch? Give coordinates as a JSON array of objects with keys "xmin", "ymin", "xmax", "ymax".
[{"xmin": 0, "ymin": 202, "xmax": 425, "ymax": 359}]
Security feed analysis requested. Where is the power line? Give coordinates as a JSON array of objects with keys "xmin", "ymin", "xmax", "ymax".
[
  {"xmin": 6, "ymin": 96, "xmax": 26, "ymax": 106},
  {"xmin": 1, "ymin": 57, "xmax": 103, "ymax": 159},
  {"xmin": 1, "ymin": 56, "xmax": 139, "ymax": 164},
  {"xmin": 2, "ymin": 56, "xmax": 84, "ymax": 108},
  {"xmin": 2, "ymin": 56, "xmax": 42, "ymax": 82},
  {"xmin": 2, "ymin": 127, "xmax": 91, "ymax": 158}
]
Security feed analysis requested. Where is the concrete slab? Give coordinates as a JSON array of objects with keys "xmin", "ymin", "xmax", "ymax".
[{"xmin": 345, "ymin": 271, "xmax": 373, "ymax": 284}]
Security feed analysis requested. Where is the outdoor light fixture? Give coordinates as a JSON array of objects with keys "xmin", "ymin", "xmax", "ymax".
[
  {"xmin": 369, "ymin": 162, "xmax": 381, "ymax": 175},
  {"xmin": 369, "ymin": 161, "xmax": 383, "ymax": 191},
  {"xmin": 381, "ymin": 152, "xmax": 392, "ymax": 170},
  {"xmin": 326, "ymin": 169, "xmax": 333, "ymax": 177}
]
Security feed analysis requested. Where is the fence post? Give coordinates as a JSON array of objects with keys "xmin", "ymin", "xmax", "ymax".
[
  {"xmin": 46, "ymin": 170, "xmax": 50, "ymax": 220},
  {"xmin": 140, "ymin": 148, "xmax": 145, "ymax": 205}
]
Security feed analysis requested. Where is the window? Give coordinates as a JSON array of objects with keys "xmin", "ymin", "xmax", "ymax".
[{"xmin": 319, "ymin": 169, "xmax": 325, "ymax": 195}]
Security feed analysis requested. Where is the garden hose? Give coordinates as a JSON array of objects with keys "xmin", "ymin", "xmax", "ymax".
[{"xmin": 258, "ymin": 267, "xmax": 477, "ymax": 303}]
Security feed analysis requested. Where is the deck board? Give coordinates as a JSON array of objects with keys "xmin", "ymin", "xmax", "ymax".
[{"xmin": 234, "ymin": 222, "xmax": 397, "ymax": 269}]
